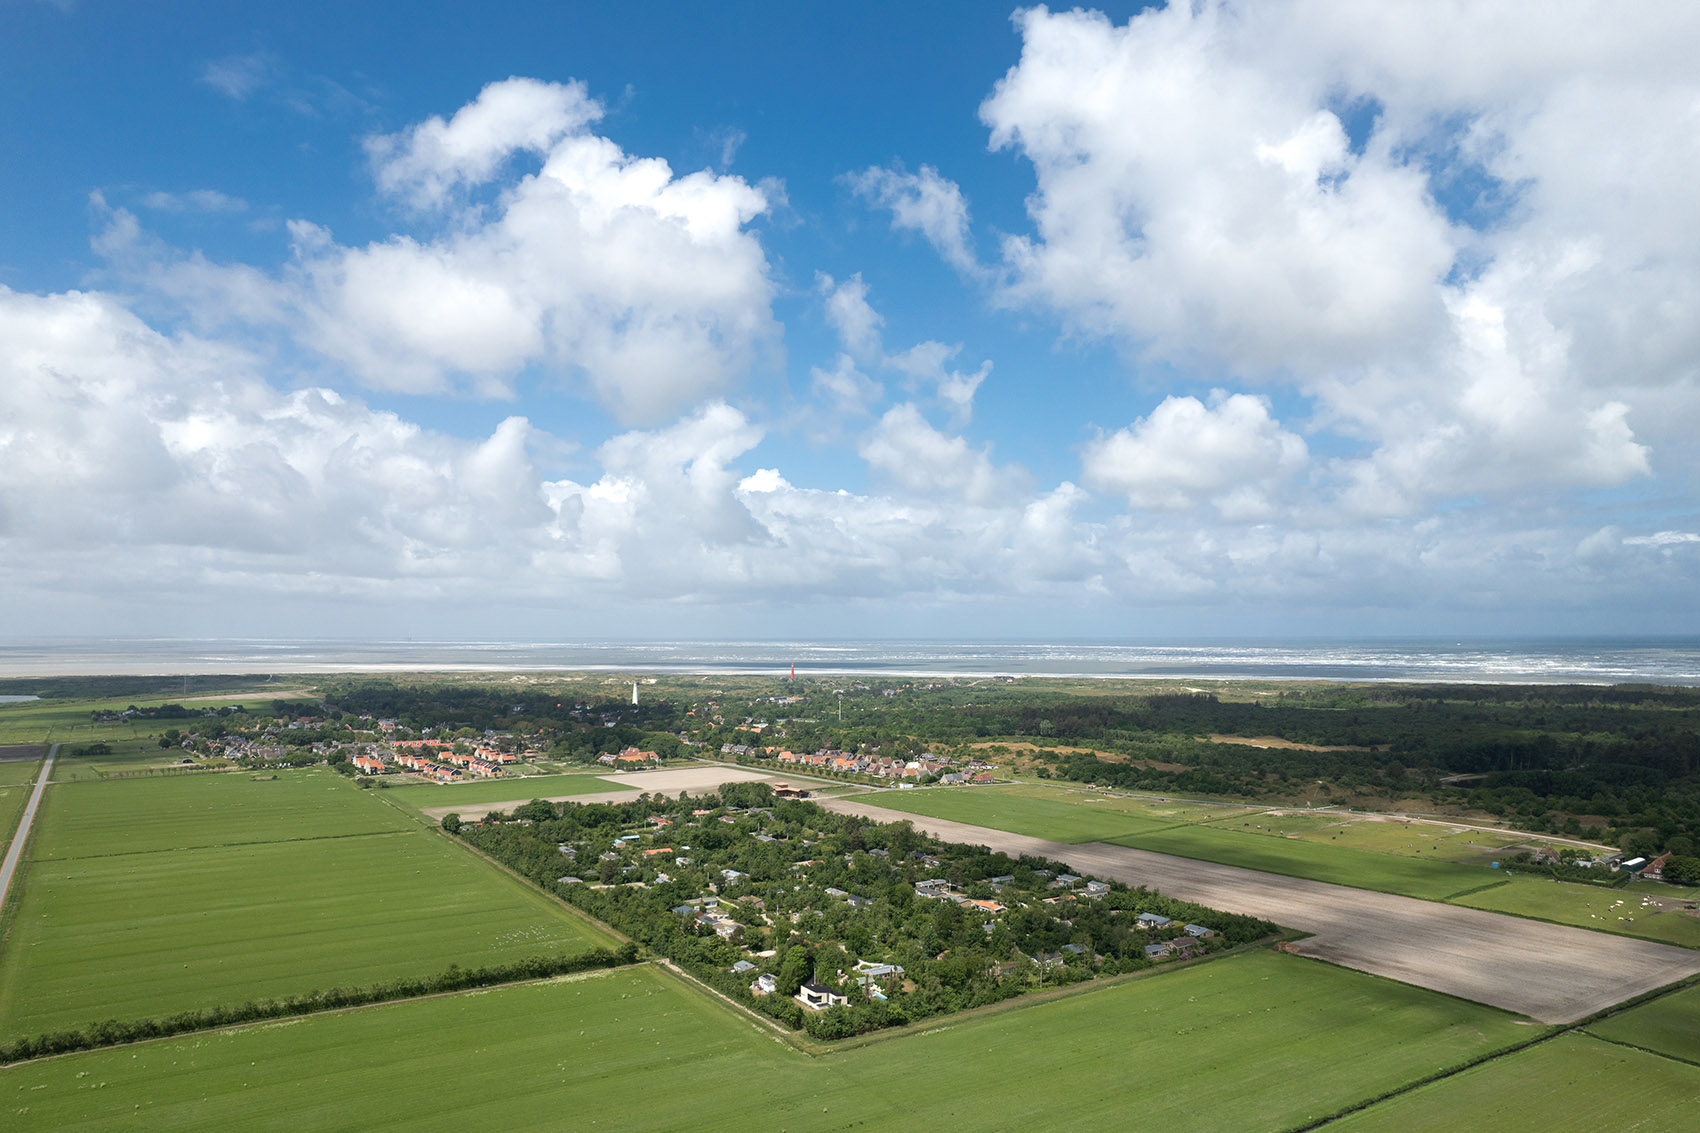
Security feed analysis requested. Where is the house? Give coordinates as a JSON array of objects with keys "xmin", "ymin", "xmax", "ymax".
[
  {"xmin": 915, "ymin": 878, "xmax": 951, "ymax": 898},
  {"xmin": 1183, "ymin": 924, "xmax": 1215, "ymax": 938},
  {"xmin": 1083, "ymin": 880, "xmax": 1111, "ymax": 897},
  {"xmin": 795, "ymin": 982, "xmax": 850, "ymax": 1011},
  {"xmin": 731, "ymin": 959, "xmax": 757, "ymax": 974},
  {"xmin": 751, "ymin": 973, "xmax": 778, "ymax": 996},
  {"xmin": 1052, "ymin": 873, "xmax": 1082, "ymax": 887},
  {"xmin": 823, "ymin": 887, "xmax": 849, "ymax": 899},
  {"xmin": 1136, "ymin": 913, "xmax": 1173, "ymax": 929},
  {"xmin": 988, "ymin": 874, "xmax": 1015, "ymax": 890},
  {"xmin": 1642, "ymin": 853, "xmax": 1672, "ymax": 881},
  {"xmin": 721, "ymin": 869, "xmax": 747, "ymax": 882},
  {"xmin": 1144, "ymin": 944, "xmax": 1169, "ymax": 960},
  {"xmin": 968, "ymin": 899, "xmax": 1006, "ymax": 914}
]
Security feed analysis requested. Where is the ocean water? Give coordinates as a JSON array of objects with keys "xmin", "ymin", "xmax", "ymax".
[{"xmin": 2, "ymin": 638, "xmax": 1698, "ymax": 685}]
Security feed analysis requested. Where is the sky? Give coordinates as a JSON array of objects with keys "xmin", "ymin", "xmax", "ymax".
[{"xmin": 2, "ymin": 0, "xmax": 1698, "ymax": 641}]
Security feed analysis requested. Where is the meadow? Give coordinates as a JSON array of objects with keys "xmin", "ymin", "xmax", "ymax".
[
  {"xmin": 379, "ymin": 769, "xmax": 619, "ymax": 811},
  {"xmin": 1332, "ymin": 1033, "xmax": 1700, "ymax": 1131},
  {"xmin": 26, "ymin": 771, "xmax": 411, "ymax": 859},
  {"xmin": 0, "ymin": 950, "xmax": 1533, "ymax": 1130},
  {"xmin": 1585, "ymin": 982, "xmax": 1700, "ymax": 1063},
  {"xmin": 1451, "ymin": 874, "xmax": 1700, "ymax": 948},
  {"xmin": 0, "ymin": 756, "xmax": 42, "ymax": 848},
  {"xmin": 0, "ymin": 770, "xmax": 614, "ymax": 1040},
  {"xmin": 865, "ymin": 783, "xmax": 1248, "ymax": 843},
  {"xmin": 1108, "ymin": 825, "xmax": 1495, "ymax": 901},
  {"xmin": 0, "ymin": 693, "xmax": 295, "ymax": 747},
  {"xmin": 1203, "ymin": 809, "xmax": 1530, "ymax": 865}
]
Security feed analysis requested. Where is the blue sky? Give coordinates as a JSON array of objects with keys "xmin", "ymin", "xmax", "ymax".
[{"xmin": 2, "ymin": 0, "xmax": 1698, "ymax": 640}]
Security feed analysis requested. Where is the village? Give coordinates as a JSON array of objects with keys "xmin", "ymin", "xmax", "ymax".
[{"xmin": 456, "ymin": 784, "xmax": 1270, "ymax": 1038}]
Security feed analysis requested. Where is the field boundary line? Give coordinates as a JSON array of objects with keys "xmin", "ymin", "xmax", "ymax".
[
  {"xmin": 1577, "ymin": 1028, "xmax": 1700, "ymax": 1070},
  {"xmin": 1294, "ymin": 972, "xmax": 1700, "ymax": 1130},
  {"xmin": 0, "ymin": 951, "xmax": 642, "ymax": 1068}
]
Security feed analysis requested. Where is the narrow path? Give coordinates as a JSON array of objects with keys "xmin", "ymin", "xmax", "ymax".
[{"xmin": 0, "ymin": 743, "xmax": 56, "ymax": 918}]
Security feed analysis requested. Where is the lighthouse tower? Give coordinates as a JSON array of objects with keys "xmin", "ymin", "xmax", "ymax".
[{"xmin": 631, "ymin": 681, "xmax": 639, "ymax": 706}]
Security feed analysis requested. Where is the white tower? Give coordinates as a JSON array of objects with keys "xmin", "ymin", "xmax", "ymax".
[{"xmin": 632, "ymin": 681, "xmax": 639, "ymax": 706}]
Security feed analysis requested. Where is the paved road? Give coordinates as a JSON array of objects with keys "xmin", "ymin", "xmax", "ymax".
[
  {"xmin": 0, "ymin": 743, "xmax": 57, "ymax": 918},
  {"xmin": 818, "ymin": 796, "xmax": 1700, "ymax": 1024}
]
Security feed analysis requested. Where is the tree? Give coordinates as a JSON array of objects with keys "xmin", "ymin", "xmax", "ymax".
[
  {"xmin": 441, "ymin": 814, "xmax": 462, "ymax": 835},
  {"xmin": 777, "ymin": 945, "xmax": 811, "ymax": 997},
  {"xmin": 1662, "ymin": 855, "xmax": 1700, "ymax": 885}
]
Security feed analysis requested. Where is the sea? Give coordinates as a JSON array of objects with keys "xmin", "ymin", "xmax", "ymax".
[{"xmin": 1, "ymin": 638, "xmax": 1699, "ymax": 686}]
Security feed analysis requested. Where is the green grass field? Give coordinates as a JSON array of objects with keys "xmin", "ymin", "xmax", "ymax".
[
  {"xmin": 1585, "ymin": 982, "xmax": 1700, "ymax": 1063},
  {"xmin": 1334, "ymin": 1033, "xmax": 1700, "ymax": 1131},
  {"xmin": 45, "ymin": 737, "xmax": 233, "ymax": 783},
  {"xmin": 0, "ymin": 950, "xmax": 1531, "ymax": 1130},
  {"xmin": 379, "ymin": 769, "xmax": 617, "ymax": 811},
  {"xmin": 0, "ymin": 770, "xmax": 615, "ymax": 1040},
  {"xmin": 1452, "ymin": 875, "xmax": 1700, "ymax": 948},
  {"xmin": 0, "ymin": 758, "xmax": 42, "ymax": 849},
  {"xmin": 27, "ymin": 771, "xmax": 412, "ymax": 859},
  {"xmin": 1108, "ymin": 825, "xmax": 1496, "ymax": 900},
  {"xmin": 867, "ymin": 783, "xmax": 1244, "ymax": 843},
  {"xmin": 0, "ymin": 693, "xmax": 298, "ymax": 746},
  {"xmin": 1205, "ymin": 810, "xmax": 1529, "ymax": 865}
]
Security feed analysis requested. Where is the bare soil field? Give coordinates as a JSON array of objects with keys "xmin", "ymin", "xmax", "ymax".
[
  {"xmin": 818, "ymin": 797, "xmax": 1700, "ymax": 1024},
  {"xmin": 0, "ymin": 745, "xmax": 46, "ymax": 762},
  {"xmin": 417, "ymin": 766, "xmax": 781, "ymax": 823}
]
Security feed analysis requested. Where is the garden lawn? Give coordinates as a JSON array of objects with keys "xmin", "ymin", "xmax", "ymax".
[
  {"xmin": 1109, "ymin": 825, "xmax": 1494, "ymax": 901},
  {"xmin": 864, "ymin": 784, "xmax": 1211, "ymax": 843},
  {"xmin": 1587, "ymin": 982, "xmax": 1700, "ymax": 1062},
  {"xmin": 1451, "ymin": 874, "xmax": 1700, "ymax": 948},
  {"xmin": 0, "ymin": 771, "xmax": 614, "ymax": 1040},
  {"xmin": 0, "ymin": 950, "xmax": 1530, "ymax": 1131},
  {"xmin": 1333, "ymin": 1033, "xmax": 1700, "ymax": 1131},
  {"xmin": 28, "ymin": 770, "xmax": 412, "ymax": 859}
]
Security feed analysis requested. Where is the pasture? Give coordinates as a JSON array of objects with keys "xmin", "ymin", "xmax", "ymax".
[
  {"xmin": 866, "ymin": 783, "xmax": 1242, "ymax": 843},
  {"xmin": 1206, "ymin": 810, "xmax": 1530, "ymax": 865},
  {"xmin": 46, "ymin": 737, "xmax": 231, "ymax": 783},
  {"xmin": 1333, "ymin": 1033, "xmax": 1700, "ymax": 1131},
  {"xmin": 0, "ymin": 950, "xmax": 1532, "ymax": 1130},
  {"xmin": 0, "ymin": 693, "xmax": 292, "ymax": 746},
  {"xmin": 1106, "ymin": 825, "xmax": 1495, "ymax": 901},
  {"xmin": 0, "ymin": 757, "xmax": 42, "ymax": 847},
  {"xmin": 0, "ymin": 770, "xmax": 614, "ymax": 1040},
  {"xmin": 27, "ymin": 771, "xmax": 411, "ymax": 859},
  {"xmin": 379, "ymin": 769, "xmax": 617, "ymax": 811},
  {"xmin": 1586, "ymin": 981, "xmax": 1700, "ymax": 1062},
  {"xmin": 1452, "ymin": 875, "xmax": 1700, "ymax": 948}
]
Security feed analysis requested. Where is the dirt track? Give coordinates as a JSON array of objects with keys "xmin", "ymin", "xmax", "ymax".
[{"xmin": 818, "ymin": 797, "xmax": 1700, "ymax": 1024}]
